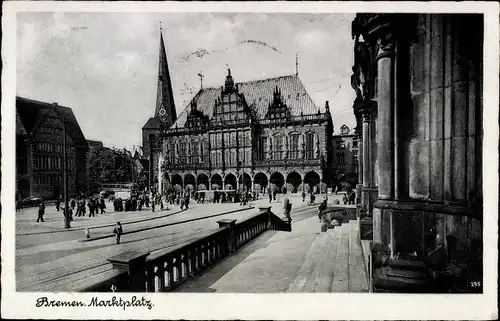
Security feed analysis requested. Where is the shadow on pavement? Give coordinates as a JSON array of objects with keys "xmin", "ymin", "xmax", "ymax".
[{"xmin": 175, "ymin": 230, "xmax": 278, "ymax": 292}]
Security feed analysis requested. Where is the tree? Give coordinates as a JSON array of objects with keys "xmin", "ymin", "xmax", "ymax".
[{"xmin": 87, "ymin": 147, "xmax": 137, "ymax": 194}]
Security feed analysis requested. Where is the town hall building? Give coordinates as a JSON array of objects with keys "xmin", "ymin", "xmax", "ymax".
[{"xmin": 142, "ymin": 28, "xmax": 333, "ymax": 195}]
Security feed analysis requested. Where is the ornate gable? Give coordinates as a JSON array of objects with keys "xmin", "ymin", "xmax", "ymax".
[{"xmin": 265, "ymin": 86, "xmax": 291, "ymax": 121}]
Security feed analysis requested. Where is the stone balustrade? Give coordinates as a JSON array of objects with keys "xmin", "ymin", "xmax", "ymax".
[{"xmin": 78, "ymin": 207, "xmax": 290, "ymax": 292}]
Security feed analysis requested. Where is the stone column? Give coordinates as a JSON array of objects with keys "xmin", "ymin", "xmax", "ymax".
[
  {"xmin": 251, "ymin": 177, "xmax": 255, "ymax": 193},
  {"xmin": 361, "ymin": 109, "xmax": 372, "ymax": 188},
  {"xmin": 209, "ymin": 176, "xmax": 212, "ymax": 191},
  {"xmin": 375, "ymin": 31, "xmax": 395, "ymax": 200},
  {"xmin": 158, "ymin": 154, "xmax": 163, "ymax": 196}
]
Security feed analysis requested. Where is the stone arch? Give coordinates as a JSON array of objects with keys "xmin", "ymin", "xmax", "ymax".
[
  {"xmin": 210, "ymin": 173, "xmax": 223, "ymax": 190},
  {"xmin": 197, "ymin": 173, "xmax": 209, "ymax": 191},
  {"xmin": 270, "ymin": 172, "xmax": 285, "ymax": 191},
  {"xmin": 253, "ymin": 172, "xmax": 268, "ymax": 192},
  {"xmin": 238, "ymin": 172, "xmax": 252, "ymax": 190},
  {"xmin": 172, "ymin": 174, "xmax": 183, "ymax": 186},
  {"xmin": 286, "ymin": 171, "xmax": 302, "ymax": 193},
  {"xmin": 184, "ymin": 173, "xmax": 196, "ymax": 191},
  {"xmin": 224, "ymin": 173, "xmax": 237, "ymax": 190},
  {"xmin": 304, "ymin": 171, "xmax": 320, "ymax": 191}
]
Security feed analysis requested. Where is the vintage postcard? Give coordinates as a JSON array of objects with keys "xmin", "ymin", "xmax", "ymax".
[{"xmin": 1, "ymin": 1, "xmax": 498, "ymax": 320}]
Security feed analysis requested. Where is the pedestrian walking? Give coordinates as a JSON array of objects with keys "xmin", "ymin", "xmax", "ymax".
[
  {"xmin": 37, "ymin": 200, "xmax": 46, "ymax": 222},
  {"xmin": 113, "ymin": 222, "xmax": 123, "ymax": 244},
  {"xmin": 302, "ymin": 191, "xmax": 306, "ymax": 202},
  {"xmin": 55, "ymin": 199, "xmax": 61, "ymax": 212},
  {"xmin": 151, "ymin": 200, "xmax": 155, "ymax": 212},
  {"xmin": 100, "ymin": 198, "xmax": 106, "ymax": 214},
  {"xmin": 268, "ymin": 190, "xmax": 272, "ymax": 203},
  {"xmin": 16, "ymin": 200, "xmax": 21, "ymax": 212},
  {"xmin": 70, "ymin": 199, "xmax": 76, "ymax": 211}
]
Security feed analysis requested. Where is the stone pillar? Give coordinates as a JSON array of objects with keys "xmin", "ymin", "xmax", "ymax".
[
  {"xmin": 251, "ymin": 177, "xmax": 255, "ymax": 193},
  {"xmin": 362, "ymin": 109, "xmax": 372, "ymax": 189},
  {"xmin": 209, "ymin": 176, "xmax": 212, "ymax": 191},
  {"xmin": 375, "ymin": 32, "xmax": 395, "ymax": 200},
  {"xmin": 158, "ymin": 154, "xmax": 163, "ymax": 196}
]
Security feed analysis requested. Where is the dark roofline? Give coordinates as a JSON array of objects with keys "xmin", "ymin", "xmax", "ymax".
[
  {"xmin": 17, "ymin": 96, "xmax": 69, "ymax": 109},
  {"xmin": 199, "ymin": 73, "xmax": 299, "ymax": 91},
  {"xmin": 16, "ymin": 96, "xmax": 89, "ymax": 149}
]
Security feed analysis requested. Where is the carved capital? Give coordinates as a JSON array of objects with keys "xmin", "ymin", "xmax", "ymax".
[{"xmin": 376, "ymin": 29, "xmax": 396, "ymax": 60}]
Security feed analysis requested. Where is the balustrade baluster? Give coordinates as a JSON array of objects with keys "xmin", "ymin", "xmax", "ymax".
[
  {"xmin": 188, "ymin": 248, "xmax": 195, "ymax": 275},
  {"xmin": 197, "ymin": 245, "xmax": 202, "ymax": 269},
  {"xmin": 167, "ymin": 258, "xmax": 174, "ymax": 289},
  {"xmin": 145, "ymin": 264, "xmax": 155, "ymax": 292},
  {"xmin": 158, "ymin": 262, "xmax": 166, "ymax": 291}
]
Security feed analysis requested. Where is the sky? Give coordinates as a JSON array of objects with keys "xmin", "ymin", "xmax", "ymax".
[{"xmin": 17, "ymin": 12, "xmax": 356, "ymax": 150}]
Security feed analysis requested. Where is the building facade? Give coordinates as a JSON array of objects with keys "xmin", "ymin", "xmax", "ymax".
[
  {"xmin": 351, "ymin": 14, "xmax": 483, "ymax": 292},
  {"xmin": 332, "ymin": 124, "xmax": 359, "ymax": 185},
  {"xmin": 16, "ymin": 97, "xmax": 89, "ymax": 199},
  {"xmin": 160, "ymin": 70, "xmax": 333, "ymax": 194}
]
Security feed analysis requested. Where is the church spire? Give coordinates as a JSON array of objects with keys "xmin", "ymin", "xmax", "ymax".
[{"xmin": 155, "ymin": 24, "xmax": 177, "ymax": 128}]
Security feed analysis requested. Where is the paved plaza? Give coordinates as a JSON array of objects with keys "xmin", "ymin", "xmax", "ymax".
[{"xmin": 16, "ymin": 193, "xmax": 343, "ymax": 291}]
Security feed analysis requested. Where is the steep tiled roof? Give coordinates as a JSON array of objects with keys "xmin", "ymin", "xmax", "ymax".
[
  {"xmin": 16, "ymin": 96, "xmax": 88, "ymax": 148},
  {"xmin": 171, "ymin": 74, "xmax": 319, "ymax": 129}
]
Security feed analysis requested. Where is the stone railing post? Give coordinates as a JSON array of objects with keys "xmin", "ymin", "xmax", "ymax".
[
  {"xmin": 217, "ymin": 219, "xmax": 237, "ymax": 253},
  {"xmin": 108, "ymin": 250, "xmax": 150, "ymax": 292},
  {"xmin": 258, "ymin": 206, "xmax": 272, "ymax": 229}
]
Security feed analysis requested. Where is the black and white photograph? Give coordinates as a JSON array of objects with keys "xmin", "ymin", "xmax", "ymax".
[{"xmin": 1, "ymin": 1, "xmax": 498, "ymax": 320}]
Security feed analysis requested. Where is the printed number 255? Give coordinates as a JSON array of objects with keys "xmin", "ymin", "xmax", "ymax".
[{"xmin": 470, "ymin": 281, "xmax": 481, "ymax": 288}]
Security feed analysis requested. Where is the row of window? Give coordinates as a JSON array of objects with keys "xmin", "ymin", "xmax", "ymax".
[
  {"xmin": 33, "ymin": 156, "xmax": 74, "ymax": 171},
  {"xmin": 33, "ymin": 175, "xmax": 63, "ymax": 185},
  {"xmin": 210, "ymin": 150, "xmax": 252, "ymax": 168},
  {"xmin": 214, "ymin": 102, "xmax": 243, "ymax": 114},
  {"xmin": 39, "ymin": 127, "xmax": 61, "ymax": 135},
  {"xmin": 210, "ymin": 131, "xmax": 252, "ymax": 149},
  {"xmin": 35, "ymin": 142, "xmax": 63, "ymax": 153},
  {"xmin": 256, "ymin": 133, "xmax": 316, "ymax": 161}
]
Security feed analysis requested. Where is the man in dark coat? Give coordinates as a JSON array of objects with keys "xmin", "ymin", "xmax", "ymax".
[{"xmin": 37, "ymin": 200, "xmax": 46, "ymax": 222}]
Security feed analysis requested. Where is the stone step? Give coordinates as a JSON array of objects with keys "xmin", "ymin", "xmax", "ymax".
[
  {"xmin": 287, "ymin": 232, "xmax": 329, "ymax": 292},
  {"xmin": 314, "ymin": 227, "xmax": 342, "ymax": 292},
  {"xmin": 330, "ymin": 223, "xmax": 350, "ymax": 292},
  {"xmin": 348, "ymin": 220, "xmax": 368, "ymax": 292},
  {"xmin": 300, "ymin": 230, "xmax": 332, "ymax": 293}
]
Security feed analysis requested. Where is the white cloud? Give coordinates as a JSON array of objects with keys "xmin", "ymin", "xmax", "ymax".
[{"xmin": 17, "ymin": 12, "xmax": 357, "ymax": 148}]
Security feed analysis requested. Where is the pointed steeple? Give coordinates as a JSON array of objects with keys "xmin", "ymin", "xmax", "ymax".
[{"xmin": 155, "ymin": 24, "xmax": 177, "ymax": 128}]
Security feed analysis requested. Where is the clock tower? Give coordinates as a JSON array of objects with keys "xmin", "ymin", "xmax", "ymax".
[{"xmin": 142, "ymin": 25, "xmax": 178, "ymax": 189}]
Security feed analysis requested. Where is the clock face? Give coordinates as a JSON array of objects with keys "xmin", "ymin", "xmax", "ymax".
[{"xmin": 159, "ymin": 109, "xmax": 166, "ymax": 116}]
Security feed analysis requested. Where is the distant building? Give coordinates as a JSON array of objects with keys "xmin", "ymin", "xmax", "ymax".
[
  {"xmin": 16, "ymin": 97, "xmax": 89, "ymax": 199},
  {"xmin": 332, "ymin": 124, "xmax": 358, "ymax": 185}
]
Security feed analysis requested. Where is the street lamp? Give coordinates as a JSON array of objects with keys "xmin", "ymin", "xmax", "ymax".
[{"xmin": 62, "ymin": 121, "xmax": 71, "ymax": 228}]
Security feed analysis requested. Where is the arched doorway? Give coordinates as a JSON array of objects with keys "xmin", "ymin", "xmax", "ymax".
[
  {"xmin": 210, "ymin": 173, "xmax": 222, "ymax": 190},
  {"xmin": 286, "ymin": 172, "xmax": 302, "ymax": 193},
  {"xmin": 304, "ymin": 171, "xmax": 320, "ymax": 192},
  {"xmin": 224, "ymin": 173, "xmax": 237, "ymax": 190},
  {"xmin": 197, "ymin": 174, "xmax": 209, "ymax": 191},
  {"xmin": 270, "ymin": 172, "xmax": 285, "ymax": 192},
  {"xmin": 238, "ymin": 173, "xmax": 252, "ymax": 191},
  {"xmin": 184, "ymin": 174, "xmax": 196, "ymax": 191},
  {"xmin": 253, "ymin": 172, "xmax": 268, "ymax": 193},
  {"xmin": 172, "ymin": 174, "xmax": 183, "ymax": 188}
]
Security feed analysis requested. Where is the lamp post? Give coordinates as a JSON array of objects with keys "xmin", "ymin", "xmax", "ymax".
[{"xmin": 63, "ymin": 121, "xmax": 70, "ymax": 228}]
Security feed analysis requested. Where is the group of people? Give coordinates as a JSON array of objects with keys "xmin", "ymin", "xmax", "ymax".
[{"xmin": 112, "ymin": 195, "xmax": 150, "ymax": 212}]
